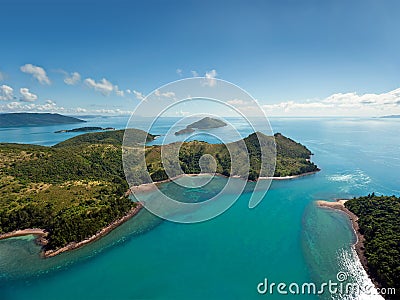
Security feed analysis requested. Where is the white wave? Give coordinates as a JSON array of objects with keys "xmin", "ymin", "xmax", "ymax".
[{"xmin": 334, "ymin": 248, "xmax": 384, "ymax": 300}]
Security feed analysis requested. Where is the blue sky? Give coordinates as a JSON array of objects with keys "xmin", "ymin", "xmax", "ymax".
[{"xmin": 0, "ymin": 0, "xmax": 400, "ymax": 116}]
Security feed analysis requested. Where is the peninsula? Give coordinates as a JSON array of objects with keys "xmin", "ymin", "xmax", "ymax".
[
  {"xmin": 0, "ymin": 129, "xmax": 318, "ymax": 256},
  {"xmin": 0, "ymin": 113, "xmax": 86, "ymax": 127}
]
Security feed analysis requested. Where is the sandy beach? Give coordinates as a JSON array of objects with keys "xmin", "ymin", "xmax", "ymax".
[
  {"xmin": 316, "ymin": 199, "xmax": 381, "ymax": 289},
  {"xmin": 129, "ymin": 170, "xmax": 321, "ymax": 194},
  {"xmin": 0, "ymin": 228, "xmax": 47, "ymax": 240}
]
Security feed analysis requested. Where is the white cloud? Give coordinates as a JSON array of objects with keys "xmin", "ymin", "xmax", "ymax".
[
  {"xmin": 191, "ymin": 70, "xmax": 198, "ymax": 77},
  {"xmin": 20, "ymin": 88, "xmax": 38, "ymax": 102},
  {"xmin": 204, "ymin": 69, "xmax": 217, "ymax": 87},
  {"xmin": 0, "ymin": 85, "xmax": 14, "ymax": 101},
  {"xmin": 20, "ymin": 64, "xmax": 51, "ymax": 85},
  {"xmin": 227, "ymin": 99, "xmax": 250, "ymax": 106},
  {"xmin": 1, "ymin": 100, "xmax": 64, "ymax": 112},
  {"xmin": 154, "ymin": 89, "xmax": 175, "ymax": 99},
  {"xmin": 84, "ymin": 78, "xmax": 114, "ymax": 96},
  {"xmin": 114, "ymin": 86, "xmax": 124, "ymax": 97},
  {"xmin": 133, "ymin": 90, "xmax": 145, "ymax": 100},
  {"xmin": 64, "ymin": 72, "xmax": 81, "ymax": 85},
  {"xmin": 262, "ymin": 88, "xmax": 400, "ymax": 116},
  {"xmin": 176, "ymin": 69, "xmax": 183, "ymax": 76},
  {"xmin": 84, "ymin": 77, "xmax": 126, "ymax": 97}
]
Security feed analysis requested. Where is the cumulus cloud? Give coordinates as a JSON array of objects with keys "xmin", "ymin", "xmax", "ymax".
[
  {"xmin": 133, "ymin": 90, "xmax": 145, "ymax": 100},
  {"xmin": 64, "ymin": 72, "xmax": 81, "ymax": 85},
  {"xmin": 20, "ymin": 88, "xmax": 38, "ymax": 102},
  {"xmin": 84, "ymin": 77, "xmax": 126, "ymax": 97},
  {"xmin": 154, "ymin": 89, "xmax": 176, "ymax": 99},
  {"xmin": 227, "ymin": 99, "xmax": 250, "ymax": 106},
  {"xmin": 176, "ymin": 69, "xmax": 183, "ymax": 76},
  {"xmin": 191, "ymin": 70, "xmax": 198, "ymax": 77},
  {"xmin": 0, "ymin": 85, "xmax": 15, "ymax": 101},
  {"xmin": 262, "ymin": 88, "xmax": 400, "ymax": 116},
  {"xmin": 1, "ymin": 99, "xmax": 64, "ymax": 112},
  {"xmin": 204, "ymin": 69, "xmax": 217, "ymax": 87},
  {"xmin": 20, "ymin": 64, "xmax": 51, "ymax": 85}
]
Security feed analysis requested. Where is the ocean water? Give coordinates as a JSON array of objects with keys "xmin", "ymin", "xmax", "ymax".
[{"xmin": 0, "ymin": 116, "xmax": 399, "ymax": 299}]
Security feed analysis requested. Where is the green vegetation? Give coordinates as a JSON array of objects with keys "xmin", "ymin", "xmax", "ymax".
[
  {"xmin": 345, "ymin": 194, "xmax": 400, "ymax": 292},
  {"xmin": 0, "ymin": 113, "xmax": 85, "ymax": 127},
  {"xmin": 126, "ymin": 131, "xmax": 318, "ymax": 184},
  {"xmin": 0, "ymin": 129, "xmax": 152, "ymax": 250},
  {"xmin": 175, "ymin": 117, "xmax": 227, "ymax": 135},
  {"xmin": 0, "ymin": 129, "xmax": 317, "ymax": 251},
  {"xmin": 55, "ymin": 126, "xmax": 115, "ymax": 133},
  {"xmin": 187, "ymin": 117, "xmax": 227, "ymax": 129}
]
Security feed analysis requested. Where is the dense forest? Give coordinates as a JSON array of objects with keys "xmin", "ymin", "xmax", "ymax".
[
  {"xmin": 345, "ymin": 194, "xmax": 400, "ymax": 293},
  {"xmin": 0, "ymin": 129, "xmax": 317, "ymax": 251}
]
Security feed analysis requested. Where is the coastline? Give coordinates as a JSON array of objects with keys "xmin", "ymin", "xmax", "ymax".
[
  {"xmin": 43, "ymin": 202, "xmax": 143, "ymax": 258},
  {"xmin": 0, "ymin": 203, "xmax": 143, "ymax": 258},
  {"xmin": 0, "ymin": 228, "xmax": 47, "ymax": 241},
  {"xmin": 129, "ymin": 170, "xmax": 321, "ymax": 194},
  {"xmin": 315, "ymin": 199, "xmax": 381, "ymax": 289}
]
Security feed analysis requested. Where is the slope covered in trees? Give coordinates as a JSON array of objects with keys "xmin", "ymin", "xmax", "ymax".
[
  {"xmin": 345, "ymin": 194, "xmax": 400, "ymax": 293},
  {"xmin": 0, "ymin": 129, "xmax": 317, "ymax": 252}
]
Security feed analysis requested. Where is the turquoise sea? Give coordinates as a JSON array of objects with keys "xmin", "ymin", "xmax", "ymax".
[{"xmin": 0, "ymin": 116, "xmax": 399, "ymax": 299}]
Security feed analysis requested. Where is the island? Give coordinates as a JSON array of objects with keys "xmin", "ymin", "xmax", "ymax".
[
  {"xmin": 55, "ymin": 126, "xmax": 115, "ymax": 133},
  {"xmin": 175, "ymin": 117, "xmax": 227, "ymax": 135},
  {"xmin": 0, "ymin": 129, "xmax": 318, "ymax": 257},
  {"xmin": 381, "ymin": 115, "xmax": 400, "ymax": 119},
  {"xmin": 317, "ymin": 194, "xmax": 400, "ymax": 298},
  {"xmin": 0, "ymin": 113, "xmax": 86, "ymax": 127}
]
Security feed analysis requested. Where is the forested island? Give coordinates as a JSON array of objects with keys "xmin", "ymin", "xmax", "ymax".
[
  {"xmin": 0, "ymin": 129, "xmax": 318, "ymax": 256},
  {"xmin": 175, "ymin": 117, "xmax": 227, "ymax": 135},
  {"xmin": 345, "ymin": 194, "xmax": 400, "ymax": 296},
  {"xmin": 55, "ymin": 126, "xmax": 115, "ymax": 133},
  {"xmin": 0, "ymin": 113, "xmax": 85, "ymax": 127}
]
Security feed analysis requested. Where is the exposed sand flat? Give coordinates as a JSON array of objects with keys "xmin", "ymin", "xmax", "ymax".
[{"xmin": 0, "ymin": 228, "xmax": 47, "ymax": 240}]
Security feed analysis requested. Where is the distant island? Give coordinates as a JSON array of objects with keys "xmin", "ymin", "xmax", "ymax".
[
  {"xmin": 317, "ymin": 194, "xmax": 400, "ymax": 298},
  {"xmin": 55, "ymin": 126, "xmax": 115, "ymax": 133},
  {"xmin": 0, "ymin": 113, "xmax": 86, "ymax": 127},
  {"xmin": 175, "ymin": 117, "xmax": 227, "ymax": 135},
  {"xmin": 0, "ymin": 129, "xmax": 318, "ymax": 256},
  {"xmin": 381, "ymin": 115, "xmax": 400, "ymax": 118}
]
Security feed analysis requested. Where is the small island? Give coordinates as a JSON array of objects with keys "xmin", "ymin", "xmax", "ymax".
[
  {"xmin": 0, "ymin": 129, "xmax": 318, "ymax": 257},
  {"xmin": 317, "ymin": 194, "xmax": 400, "ymax": 298},
  {"xmin": 55, "ymin": 126, "xmax": 115, "ymax": 133},
  {"xmin": 175, "ymin": 117, "xmax": 227, "ymax": 135},
  {"xmin": 0, "ymin": 113, "xmax": 86, "ymax": 127},
  {"xmin": 381, "ymin": 115, "xmax": 400, "ymax": 119}
]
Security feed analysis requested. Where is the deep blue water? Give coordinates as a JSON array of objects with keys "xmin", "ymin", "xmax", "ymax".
[{"xmin": 0, "ymin": 116, "xmax": 398, "ymax": 299}]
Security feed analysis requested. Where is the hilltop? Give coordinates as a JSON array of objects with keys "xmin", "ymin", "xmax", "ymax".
[
  {"xmin": 0, "ymin": 113, "xmax": 85, "ymax": 127},
  {"xmin": 175, "ymin": 117, "xmax": 227, "ymax": 135}
]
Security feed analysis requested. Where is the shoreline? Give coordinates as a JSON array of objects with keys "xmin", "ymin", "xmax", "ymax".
[
  {"xmin": 0, "ymin": 203, "xmax": 143, "ymax": 258},
  {"xmin": 43, "ymin": 202, "xmax": 143, "ymax": 258},
  {"xmin": 315, "ymin": 199, "xmax": 381, "ymax": 289},
  {"xmin": 129, "ymin": 170, "xmax": 320, "ymax": 194},
  {"xmin": 0, "ymin": 228, "xmax": 48, "ymax": 241}
]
